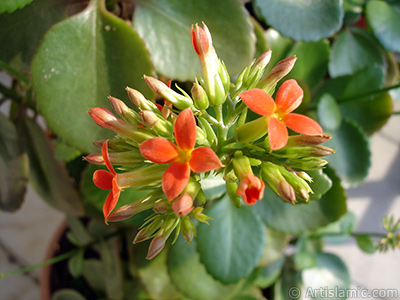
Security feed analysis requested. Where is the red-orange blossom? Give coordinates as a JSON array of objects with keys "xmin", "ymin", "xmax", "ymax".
[{"xmin": 139, "ymin": 109, "xmax": 222, "ymax": 201}]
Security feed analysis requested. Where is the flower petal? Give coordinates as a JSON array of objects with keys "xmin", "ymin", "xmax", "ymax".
[
  {"xmin": 101, "ymin": 140, "xmax": 115, "ymax": 175},
  {"xmin": 268, "ymin": 117, "xmax": 289, "ymax": 150},
  {"xmin": 237, "ymin": 174, "xmax": 265, "ymax": 205},
  {"xmin": 93, "ymin": 169, "xmax": 113, "ymax": 190},
  {"xmin": 140, "ymin": 138, "xmax": 179, "ymax": 164},
  {"xmin": 162, "ymin": 162, "xmax": 190, "ymax": 201},
  {"xmin": 103, "ymin": 180, "xmax": 121, "ymax": 222},
  {"xmin": 283, "ymin": 113, "xmax": 323, "ymax": 136},
  {"xmin": 189, "ymin": 147, "xmax": 222, "ymax": 173},
  {"xmin": 239, "ymin": 88, "xmax": 276, "ymax": 116},
  {"xmin": 174, "ymin": 108, "xmax": 197, "ymax": 150},
  {"xmin": 275, "ymin": 79, "xmax": 303, "ymax": 114}
]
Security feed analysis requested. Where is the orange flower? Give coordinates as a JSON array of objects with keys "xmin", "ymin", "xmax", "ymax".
[
  {"xmin": 236, "ymin": 174, "xmax": 265, "ymax": 205},
  {"xmin": 92, "ymin": 140, "xmax": 121, "ymax": 222},
  {"xmin": 239, "ymin": 79, "xmax": 322, "ymax": 150},
  {"xmin": 139, "ymin": 109, "xmax": 222, "ymax": 201}
]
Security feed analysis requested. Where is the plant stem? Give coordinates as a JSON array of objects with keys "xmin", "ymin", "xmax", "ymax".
[{"xmin": 0, "ymin": 60, "xmax": 29, "ymax": 85}]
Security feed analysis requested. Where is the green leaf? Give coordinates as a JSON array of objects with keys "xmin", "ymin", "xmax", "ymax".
[
  {"xmin": 356, "ymin": 234, "xmax": 376, "ymax": 254},
  {"xmin": 0, "ymin": 114, "xmax": 28, "ymax": 212},
  {"xmin": 197, "ymin": 196, "xmax": 266, "ymax": 284},
  {"xmin": 138, "ymin": 249, "xmax": 183, "ymax": 300},
  {"xmin": 317, "ymin": 93, "xmax": 342, "ymax": 132},
  {"xmin": 258, "ymin": 228, "xmax": 290, "ymax": 267},
  {"xmin": 68, "ymin": 248, "xmax": 85, "ymax": 278},
  {"xmin": 329, "ymin": 28, "xmax": 385, "ymax": 78},
  {"xmin": 0, "ymin": 0, "xmax": 68, "ymax": 74},
  {"xmin": 294, "ymin": 235, "xmax": 318, "ymax": 270},
  {"xmin": 133, "ymin": 0, "xmax": 254, "ymax": 80},
  {"xmin": 200, "ymin": 173, "xmax": 226, "ymax": 201},
  {"xmin": 254, "ymin": 0, "xmax": 343, "ymax": 41},
  {"xmin": 255, "ymin": 168, "xmax": 346, "ymax": 234},
  {"xmin": 287, "ymin": 40, "xmax": 330, "ymax": 89},
  {"xmin": 274, "ymin": 257, "xmax": 302, "ymax": 300},
  {"xmin": 325, "ymin": 119, "xmax": 370, "ymax": 188},
  {"xmin": 31, "ymin": 0, "xmax": 154, "ymax": 153},
  {"xmin": 168, "ymin": 235, "xmax": 243, "ymax": 300},
  {"xmin": 83, "ymin": 259, "xmax": 106, "ymax": 293},
  {"xmin": 52, "ymin": 289, "xmax": 87, "ymax": 300},
  {"xmin": 254, "ymin": 257, "xmax": 285, "ymax": 289},
  {"xmin": 302, "ymin": 253, "xmax": 350, "ymax": 300},
  {"xmin": 342, "ymin": 0, "xmax": 364, "ymax": 25},
  {"xmin": 100, "ymin": 239, "xmax": 124, "ymax": 300},
  {"xmin": 315, "ymin": 66, "xmax": 393, "ymax": 135},
  {"xmin": 308, "ymin": 169, "xmax": 333, "ymax": 201},
  {"xmin": 366, "ymin": 1, "xmax": 400, "ymax": 52},
  {"xmin": 19, "ymin": 117, "xmax": 84, "ymax": 215},
  {"xmin": 0, "ymin": 0, "xmax": 34, "ymax": 13},
  {"xmin": 314, "ymin": 211, "xmax": 357, "ymax": 244}
]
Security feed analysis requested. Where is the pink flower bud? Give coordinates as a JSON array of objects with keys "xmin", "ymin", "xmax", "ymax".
[
  {"xmin": 126, "ymin": 87, "xmax": 160, "ymax": 113},
  {"xmin": 191, "ymin": 22, "xmax": 212, "ymax": 57},
  {"xmin": 172, "ymin": 194, "xmax": 194, "ymax": 217}
]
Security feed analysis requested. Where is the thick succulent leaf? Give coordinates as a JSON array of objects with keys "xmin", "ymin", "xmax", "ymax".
[
  {"xmin": 302, "ymin": 253, "xmax": 350, "ymax": 300},
  {"xmin": 133, "ymin": 0, "xmax": 254, "ymax": 80},
  {"xmin": 315, "ymin": 66, "xmax": 393, "ymax": 135},
  {"xmin": 168, "ymin": 236, "xmax": 242, "ymax": 300},
  {"xmin": 0, "ymin": 0, "xmax": 34, "ymax": 13},
  {"xmin": 197, "ymin": 196, "xmax": 266, "ymax": 284},
  {"xmin": 317, "ymin": 93, "xmax": 342, "ymax": 132},
  {"xmin": 0, "ymin": 114, "xmax": 28, "ymax": 212},
  {"xmin": 254, "ymin": 0, "xmax": 343, "ymax": 42},
  {"xmin": 356, "ymin": 235, "xmax": 376, "ymax": 254},
  {"xmin": 0, "ymin": 0, "xmax": 68, "ymax": 74},
  {"xmin": 255, "ymin": 168, "xmax": 346, "ymax": 234},
  {"xmin": 329, "ymin": 28, "xmax": 385, "ymax": 78},
  {"xmin": 287, "ymin": 40, "xmax": 330, "ymax": 89},
  {"xmin": 19, "ymin": 117, "xmax": 84, "ymax": 215},
  {"xmin": 31, "ymin": 0, "xmax": 154, "ymax": 153},
  {"xmin": 325, "ymin": 119, "xmax": 370, "ymax": 188},
  {"xmin": 366, "ymin": 0, "xmax": 400, "ymax": 52}
]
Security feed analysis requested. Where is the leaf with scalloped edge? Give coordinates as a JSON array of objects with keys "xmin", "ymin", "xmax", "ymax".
[{"xmin": 31, "ymin": 0, "xmax": 154, "ymax": 153}]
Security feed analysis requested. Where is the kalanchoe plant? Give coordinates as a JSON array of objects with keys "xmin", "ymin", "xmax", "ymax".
[{"xmin": 86, "ymin": 23, "xmax": 334, "ymax": 260}]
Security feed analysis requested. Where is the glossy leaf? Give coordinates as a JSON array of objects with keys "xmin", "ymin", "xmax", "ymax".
[
  {"xmin": 287, "ymin": 40, "xmax": 330, "ymax": 89},
  {"xmin": 315, "ymin": 66, "xmax": 393, "ymax": 135},
  {"xmin": 197, "ymin": 196, "xmax": 266, "ymax": 284},
  {"xmin": 254, "ymin": 0, "xmax": 343, "ymax": 41},
  {"xmin": 168, "ymin": 236, "xmax": 241, "ymax": 300},
  {"xmin": 302, "ymin": 253, "xmax": 350, "ymax": 300},
  {"xmin": 255, "ymin": 168, "xmax": 346, "ymax": 234},
  {"xmin": 51, "ymin": 289, "xmax": 87, "ymax": 300},
  {"xmin": 366, "ymin": 1, "xmax": 400, "ymax": 52},
  {"xmin": 19, "ymin": 117, "xmax": 84, "ymax": 215},
  {"xmin": 0, "ymin": 0, "xmax": 68, "ymax": 74},
  {"xmin": 317, "ymin": 93, "xmax": 342, "ymax": 132},
  {"xmin": 356, "ymin": 235, "xmax": 376, "ymax": 254},
  {"xmin": 0, "ymin": 114, "xmax": 28, "ymax": 212},
  {"xmin": 0, "ymin": 0, "xmax": 34, "ymax": 13},
  {"xmin": 31, "ymin": 0, "xmax": 154, "ymax": 153},
  {"xmin": 306, "ymin": 169, "xmax": 333, "ymax": 202},
  {"xmin": 325, "ymin": 119, "xmax": 370, "ymax": 188},
  {"xmin": 329, "ymin": 28, "xmax": 385, "ymax": 78},
  {"xmin": 133, "ymin": 0, "xmax": 254, "ymax": 80}
]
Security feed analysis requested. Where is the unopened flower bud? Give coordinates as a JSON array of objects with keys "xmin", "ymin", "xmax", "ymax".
[
  {"xmin": 274, "ymin": 145, "xmax": 335, "ymax": 159},
  {"xmin": 286, "ymin": 133, "xmax": 332, "ymax": 147},
  {"xmin": 146, "ymin": 214, "xmax": 180, "ymax": 260},
  {"xmin": 134, "ymin": 216, "xmax": 164, "ymax": 243},
  {"xmin": 116, "ymin": 164, "xmax": 167, "ymax": 189},
  {"xmin": 277, "ymin": 166, "xmax": 313, "ymax": 202},
  {"xmin": 191, "ymin": 81, "xmax": 209, "ymax": 110},
  {"xmin": 181, "ymin": 216, "xmax": 196, "ymax": 243},
  {"xmin": 140, "ymin": 110, "xmax": 174, "ymax": 138},
  {"xmin": 108, "ymin": 190, "xmax": 162, "ymax": 222},
  {"xmin": 143, "ymin": 75, "xmax": 192, "ymax": 110},
  {"xmin": 257, "ymin": 56, "xmax": 297, "ymax": 94},
  {"xmin": 84, "ymin": 150, "xmax": 145, "ymax": 167},
  {"xmin": 172, "ymin": 194, "xmax": 194, "ymax": 217},
  {"xmin": 108, "ymin": 96, "xmax": 141, "ymax": 125},
  {"xmin": 261, "ymin": 162, "xmax": 296, "ymax": 204},
  {"xmin": 126, "ymin": 87, "xmax": 160, "ymax": 113},
  {"xmin": 285, "ymin": 157, "xmax": 329, "ymax": 170},
  {"xmin": 153, "ymin": 201, "xmax": 169, "ymax": 214},
  {"xmin": 198, "ymin": 116, "xmax": 217, "ymax": 147}
]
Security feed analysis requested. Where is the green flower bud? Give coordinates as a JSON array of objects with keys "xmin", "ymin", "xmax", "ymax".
[
  {"xmin": 181, "ymin": 216, "xmax": 196, "ymax": 243},
  {"xmin": 191, "ymin": 80, "xmax": 209, "ymax": 110}
]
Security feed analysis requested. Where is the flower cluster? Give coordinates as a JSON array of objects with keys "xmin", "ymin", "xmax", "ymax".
[{"xmin": 85, "ymin": 22, "xmax": 333, "ymax": 259}]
